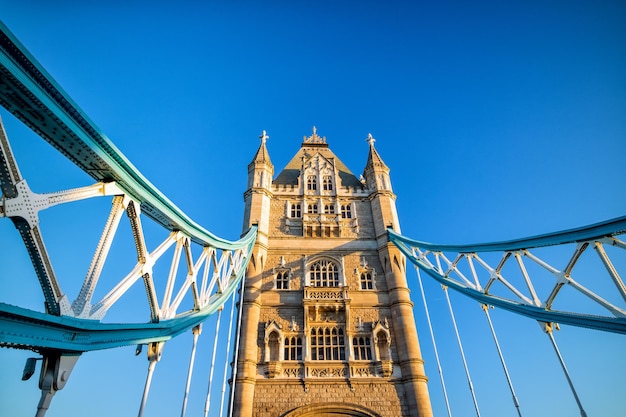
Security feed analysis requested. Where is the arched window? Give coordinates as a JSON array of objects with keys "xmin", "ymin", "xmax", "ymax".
[
  {"xmin": 352, "ymin": 336, "xmax": 372, "ymax": 360},
  {"xmin": 307, "ymin": 176, "xmax": 317, "ymax": 191},
  {"xmin": 307, "ymin": 204, "xmax": 318, "ymax": 214},
  {"xmin": 276, "ymin": 271, "xmax": 290, "ymax": 290},
  {"xmin": 360, "ymin": 272, "xmax": 373, "ymax": 290},
  {"xmin": 284, "ymin": 336, "xmax": 303, "ymax": 361},
  {"xmin": 324, "ymin": 204, "xmax": 335, "ymax": 214},
  {"xmin": 341, "ymin": 204, "xmax": 352, "ymax": 219},
  {"xmin": 323, "ymin": 176, "xmax": 333, "ymax": 191},
  {"xmin": 311, "ymin": 327, "xmax": 345, "ymax": 361},
  {"xmin": 309, "ymin": 259, "xmax": 339, "ymax": 287},
  {"xmin": 268, "ymin": 331, "xmax": 280, "ymax": 361},
  {"xmin": 291, "ymin": 203, "xmax": 301, "ymax": 218}
]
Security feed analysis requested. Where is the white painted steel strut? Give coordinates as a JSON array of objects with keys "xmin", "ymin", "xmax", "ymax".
[
  {"xmin": 442, "ymin": 285, "xmax": 481, "ymax": 417},
  {"xmin": 181, "ymin": 324, "xmax": 202, "ymax": 417},
  {"xmin": 415, "ymin": 267, "xmax": 453, "ymax": 417},
  {"xmin": 541, "ymin": 322, "xmax": 588, "ymax": 417},
  {"xmin": 481, "ymin": 305, "xmax": 523, "ymax": 417},
  {"xmin": 219, "ymin": 291, "xmax": 237, "ymax": 417},
  {"xmin": 204, "ymin": 308, "xmax": 223, "ymax": 417},
  {"xmin": 228, "ymin": 283, "xmax": 245, "ymax": 417}
]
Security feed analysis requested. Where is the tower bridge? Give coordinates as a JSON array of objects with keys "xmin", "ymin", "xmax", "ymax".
[{"xmin": 0, "ymin": 21, "xmax": 624, "ymax": 417}]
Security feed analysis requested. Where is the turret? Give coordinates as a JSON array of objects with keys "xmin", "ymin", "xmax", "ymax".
[
  {"xmin": 363, "ymin": 133, "xmax": 392, "ymax": 194},
  {"xmin": 365, "ymin": 133, "xmax": 432, "ymax": 416},
  {"xmin": 234, "ymin": 131, "xmax": 273, "ymax": 417},
  {"xmin": 242, "ymin": 130, "xmax": 274, "ymax": 235},
  {"xmin": 362, "ymin": 133, "xmax": 400, "ymax": 234}
]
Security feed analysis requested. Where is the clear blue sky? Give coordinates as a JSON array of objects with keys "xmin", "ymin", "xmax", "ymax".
[{"xmin": 0, "ymin": 1, "xmax": 625, "ymax": 416}]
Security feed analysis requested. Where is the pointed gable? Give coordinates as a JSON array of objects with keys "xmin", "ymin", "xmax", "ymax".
[{"xmin": 274, "ymin": 128, "xmax": 362, "ymax": 189}]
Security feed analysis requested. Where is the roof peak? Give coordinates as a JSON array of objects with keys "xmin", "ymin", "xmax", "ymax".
[{"xmin": 302, "ymin": 126, "xmax": 328, "ymax": 147}]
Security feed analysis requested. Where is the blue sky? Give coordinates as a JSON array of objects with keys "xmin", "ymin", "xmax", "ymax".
[{"xmin": 0, "ymin": 1, "xmax": 625, "ymax": 416}]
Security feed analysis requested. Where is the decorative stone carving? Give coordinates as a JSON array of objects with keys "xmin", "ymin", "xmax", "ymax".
[
  {"xmin": 377, "ymin": 360, "xmax": 393, "ymax": 378},
  {"xmin": 308, "ymin": 365, "xmax": 347, "ymax": 378},
  {"xmin": 282, "ymin": 365, "xmax": 303, "ymax": 378},
  {"xmin": 265, "ymin": 361, "xmax": 282, "ymax": 378},
  {"xmin": 304, "ymin": 287, "xmax": 344, "ymax": 300},
  {"xmin": 351, "ymin": 366, "xmax": 375, "ymax": 378},
  {"xmin": 303, "ymin": 126, "xmax": 326, "ymax": 144}
]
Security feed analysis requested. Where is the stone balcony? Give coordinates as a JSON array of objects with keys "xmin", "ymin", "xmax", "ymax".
[
  {"xmin": 267, "ymin": 362, "xmax": 389, "ymax": 379},
  {"xmin": 303, "ymin": 287, "xmax": 348, "ymax": 301},
  {"xmin": 284, "ymin": 216, "xmax": 359, "ymax": 237}
]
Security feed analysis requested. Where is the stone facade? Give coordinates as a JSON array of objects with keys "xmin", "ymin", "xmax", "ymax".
[{"xmin": 232, "ymin": 129, "xmax": 433, "ymax": 417}]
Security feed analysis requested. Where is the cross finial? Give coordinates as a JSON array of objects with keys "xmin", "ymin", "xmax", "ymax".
[
  {"xmin": 259, "ymin": 130, "xmax": 269, "ymax": 144},
  {"xmin": 366, "ymin": 133, "xmax": 376, "ymax": 147}
]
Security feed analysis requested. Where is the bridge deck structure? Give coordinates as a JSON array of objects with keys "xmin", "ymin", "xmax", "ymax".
[{"xmin": 0, "ymin": 19, "xmax": 624, "ymax": 417}]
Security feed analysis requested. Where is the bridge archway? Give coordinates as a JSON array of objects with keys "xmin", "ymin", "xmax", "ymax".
[{"xmin": 282, "ymin": 403, "xmax": 381, "ymax": 417}]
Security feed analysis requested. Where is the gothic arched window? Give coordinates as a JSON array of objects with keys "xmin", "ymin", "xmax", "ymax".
[
  {"xmin": 307, "ymin": 204, "xmax": 318, "ymax": 214},
  {"xmin": 291, "ymin": 203, "xmax": 301, "ymax": 218},
  {"xmin": 323, "ymin": 176, "xmax": 333, "ymax": 191},
  {"xmin": 307, "ymin": 175, "xmax": 317, "ymax": 191},
  {"xmin": 341, "ymin": 204, "xmax": 352, "ymax": 219},
  {"xmin": 276, "ymin": 271, "xmax": 290, "ymax": 290},
  {"xmin": 311, "ymin": 327, "xmax": 345, "ymax": 361},
  {"xmin": 352, "ymin": 336, "xmax": 372, "ymax": 360},
  {"xmin": 324, "ymin": 204, "xmax": 335, "ymax": 214},
  {"xmin": 284, "ymin": 336, "xmax": 303, "ymax": 361},
  {"xmin": 360, "ymin": 272, "xmax": 373, "ymax": 290},
  {"xmin": 309, "ymin": 259, "xmax": 339, "ymax": 287}
]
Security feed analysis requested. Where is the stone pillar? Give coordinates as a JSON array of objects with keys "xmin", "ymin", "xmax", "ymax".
[
  {"xmin": 379, "ymin": 242, "xmax": 433, "ymax": 417},
  {"xmin": 231, "ymin": 243, "xmax": 265, "ymax": 417}
]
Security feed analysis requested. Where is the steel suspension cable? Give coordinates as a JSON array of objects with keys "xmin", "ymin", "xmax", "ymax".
[
  {"xmin": 203, "ymin": 308, "xmax": 223, "ymax": 417},
  {"xmin": 442, "ymin": 285, "xmax": 481, "ymax": 417},
  {"xmin": 181, "ymin": 325, "xmax": 202, "ymax": 417},
  {"xmin": 138, "ymin": 357, "xmax": 158, "ymax": 417},
  {"xmin": 481, "ymin": 305, "xmax": 523, "ymax": 417},
  {"xmin": 228, "ymin": 283, "xmax": 245, "ymax": 417},
  {"xmin": 219, "ymin": 291, "xmax": 237, "ymax": 417},
  {"xmin": 542, "ymin": 323, "xmax": 588, "ymax": 417},
  {"xmin": 415, "ymin": 268, "xmax": 453, "ymax": 417}
]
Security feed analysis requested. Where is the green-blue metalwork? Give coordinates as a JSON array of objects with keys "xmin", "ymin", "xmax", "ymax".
[
  {"xmin": 389, "ymin": 216, "xmax": 626, "ymax": 335},
  {"xmin": 0, "ymin": 21, "xmax": 242, "ymax": 249},
  {"xmin": 0, "ymin": 21, "xmax": 258, "ymax": 352},
  {"xmin": 0, "ymin": 230, "xmax": 254, "ymax": 352}
]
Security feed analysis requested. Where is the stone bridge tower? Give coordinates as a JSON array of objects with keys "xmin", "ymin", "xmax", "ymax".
[{"xmin": 232, "ymin": 128, "xmax": 433, "ymax": 417}]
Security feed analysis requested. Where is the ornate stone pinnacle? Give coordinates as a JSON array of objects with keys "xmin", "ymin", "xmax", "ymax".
[
  {"xmin": 366, "ymin": 133, "xmax": 376, "ymax": 147},
  {"xmin": 259, "ymin": 130, "xmax": 269, "ymax": 144},
  {"xmin": 303, "ymin": 126, "xmax": 326, "ymax": 144}
]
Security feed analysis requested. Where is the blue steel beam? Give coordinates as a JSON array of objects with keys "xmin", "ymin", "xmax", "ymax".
[
  {"xmin": 0, "ymin": 227, "xmax": 254, "ymax": 352},
  {"xmin": 389, "ymin": 217, "xmax": 626, "ymax": 335},
  {"xmin": 0, "ymin": 20, "xmax": 258, "ymax": 352},
  {"xmin": 390, "ymin": 216, "xmax": 626, "ymax": 253},
  {"xmin": 0, "ymin": 21, "xmax": 243, "ymax": 250}
]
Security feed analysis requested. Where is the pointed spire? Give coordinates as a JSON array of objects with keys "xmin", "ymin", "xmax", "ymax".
[
  {"xmin": 364, "ymin": 133, "xmax": 388, "ymax": 171},
  {"xmin": 250, "ymin": 129, "xmax": 272, "ymax": 167}
]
